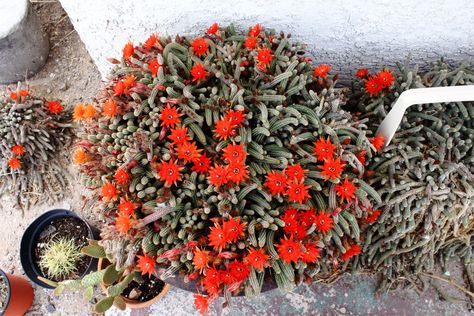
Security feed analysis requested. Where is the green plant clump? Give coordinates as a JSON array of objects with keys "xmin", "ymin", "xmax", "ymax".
[{"xmin": 39, "ymin": 238, "xmax": 84, "ymax": 280}]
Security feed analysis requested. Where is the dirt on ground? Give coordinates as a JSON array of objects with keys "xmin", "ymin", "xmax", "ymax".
[{"xmin": 0, "ymin": 1, "xmax": 472, "ymax": 316}]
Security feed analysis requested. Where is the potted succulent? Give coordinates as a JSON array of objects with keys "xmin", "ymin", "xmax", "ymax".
[
  {"xmin": 0, "ymin": 269, "xmax": 34, "ymax": 316},
  {"xmin": 70, "ymin": 23, "xmax": 384, "ymax": 314},
  {"xmin": 20, "ymin": 209, "xmax": 99, "ymax": 288},
  {"xmin": 46, "ymin": 242, "xmax": 170, "ymax": 313}
]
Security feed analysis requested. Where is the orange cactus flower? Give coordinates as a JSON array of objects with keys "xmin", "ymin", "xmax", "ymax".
[
  {"xmin": 334, "ymin": 178, "xmax": 357, "ymax": 203},
  {"xmin": 114, "ymin": 168, "xmax": 130, "ymax": 185},
  {"xmin": 313, "ymin": 137, "xmax": 336, "ymax": 161},
  {"xmin": 194, "ymin": 294, "xmax": 209, "ymax": 315},
  {"xmin": 73, "ymin": 103, "xmax": 86, "ymax": 121},
  {"xmin": 244, "ymin": 248, "xmax": 269, "ymax": 271},
  {"xmin": 143, "ymin": 33, "xmax": 158, "ymax": 49},
  {"xmin": 73, "ymin": 148, "xmax": 90, "ymax": 164},
  {"xmin": 191, "ymin": 38, "xmax": 209, "ymax": 57},
  {"xmin": 113, "ymin": 80, "xmax": 125, "ymax": 96},
  {"xmin": 158, "ymin": 160, "xmax": 183, "ymax": 186},
  {"xmin": 11, "ymin": 145, "xmax": 25, "ymax": 156},
  {"xmin": 319, "ymin": 157, "xmax": 345, "ymax": 181},
  {"xmin": 208, "ymin": 222, "xmax": 227, "ymax": 252},
  {"xmin": 46, "ymin": 100, "xmax": 64, "ymax": 114},
  {"xmin": 123, "ymin": 74, "xmax": 136, "ymax": 88},
  {"xmin": 256, "ymin": 48, "xmax": 272, "ymax": 68},
  {"xmin": 249, "ymin": 23, "xmax": 262, "ymax": 37},
  {"xmin": 115, "ymin": 214, "xmax": 134, "ymax": 235},
  {"xmin": 10, "ymin": 89, "xmax": 29, "ymax": 101},
  {"xmin": 8, "ymin": 158, "xmax": 21, "ymax": 170},
  {"xmin": 191, "ymin": 63, "xmax": 209, "ymax": 82},
  {"xmin": 313, "ymin": 64, "xmax": 331, "ymax": 77},
  {"xmin": 118, "ymin": 199, "xmax": 136, "ymax": 218},
  {"xmin": 148, "ymin": 59, "xmax": 161, "ymax": 77},
  {"xmin": 122, "ymin": 41, "xmax": 134, "ymax": 60},
  {"xmin": 101, "ymin": 181, "xmax": 119, "ymax": 201},
  {"xmin": 370, "ymin": 135, "xmax": 385, "ymax": 151},
  {"xmin": 192, "ymin": 247, "xmax": 210, "ymax": 272},
  {"xmin": 83, "ymin": 104, "xmax": 97, "ymax": 119},
  {"xmin": 159, "ymin": 105, "xmax": 181, "ymax": 128},
  {"xmin": 207, "ymin": 164, "xmax": 228, "ymax": 188},
  {"xmin": 136, "ymin": 254, "xmax": 156, "ymax": 276},
  {"xmin": 168, "ymin": 126, "xmax": 191, "ymax": 145},
  {"xmin": 102, "ymin": 98, "xmax": 119, "ymax": 118},
  {"xmin": 244, "ymin": 36, "xmax": 257, "ymax": 49},
  {"xmin": 207, "ymin": 23, "xmax": 219, "ymax": 35},
  {"xmin": 276, "ymin": 235, "xmax": 302, "ymax": 264}
]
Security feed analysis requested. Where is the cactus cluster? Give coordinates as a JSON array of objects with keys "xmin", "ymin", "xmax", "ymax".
[
  {"xmin": 39, "ymin": 237, "xmax": 84, "ymax": 280},
  {"xmin": 0, "ymin": 84, "xmax": 73, "ymax": 210},
  {"xmin": 73, "ymin": 24, "xmax": 383, "ymax": 313},
  {"xmin": 354, "ymin": 60, "xmax": 474, "ymax": 289}
]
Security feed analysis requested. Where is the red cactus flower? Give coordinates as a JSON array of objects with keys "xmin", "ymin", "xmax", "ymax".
[
  {"xmin": 102, "ymin": 98, "xmax": 119, "ymax": 118},
  {"xmin": 114, "ymin": 168, "xmax": 130, "ymax": 185},
  {"xmin": 225, "ymin": 110, "xmax": 246, "ymax": 127},
  {"xmin": 101, "ymin": 182, "xmax": 119, "ymax": 201},
  {"xmin": 249, "ymin": 23, "xmax": 262, "ymax": 37},
  {"xmin": 299, "ymin": 209, "xmax": 317, "ymax": 228},
  {"xmin": 177, "ymin": 141, "xmax": 202, "ymax": 163},
  {"xmin": 222, "ymin": 143, "xmax": 247, "ymax": 164},
  {"xmin": 341, "ymin": 244, "xmax": 362, "ymax": 261},
  {"xmin": 122, "ymin": 41, "xmax": 134, "ymax": 60},
  {"xmin": 148, "ymin": 59, "xmax": 161, "ymax": 77},
  {"xmin": 370, "ymin": 135, "xmax": 385, "ymax": 151},
  {"xmin": 213, "ymin": 119, "xmax": 235, "ymax": 140},
  {"xmin": 256, "ymin": 48, "xmax": 272, "ymax": 68},
  {"xmin": 193, "ymin": 248, "xmax": 210, "ymax": 272},
  {"xmin": 356, "ymin": 150, "xmax": 367, "ymax": 165},
  {"xmin": 191, "ymin": 38, "xmax": 209, "ymax": 57},
  {"xmin": 377, "ymin": 69, "xmax": 395, "ymax": 88},
  {"xmin": 285, "ymin": 163, "xmax": 307, "ymax": 182},
  {"xmin": 226, "ymin": 163, "xmax": 248, "ymax": 184},
  {"xmin": 158, "ymin": 160, "xmax": 183, "ymax": 186},
  {"xmin": 315, "ymin": 211, "xmax": 333, "ymax": 234},
  {"xmin": 115, "ymin": 214, "xmax": 134, "ymax": 235},
  {"xmin": 313, "ymin": 137, "xmax": 336, "ymax": 161},
  {"xmin": 264, "ymin": 170, "xmax": 287, "ymax": 196},
  {"xmin": 334, "ymin": 178, "xmax": 357, "ymax": 203},
  {"xmin": 365, "ymin": 75, "xmax": 383, "ymax": 96},
  {"xmin": 227, "ymin": 260, "xmax": 250, "ymax": 282},
  {"xmin": 143, "ymin": 33, "xmax": 158, "ymax": 49},
  {"xmin": 11, "ymin": 145, "xmax": 25, "ymax": 156},
  {"xmin": 160, "ymin": 105, "xmax": 181, "ymax": 127},
  {"xmin": 319, "ymin": 157, "xmax": 345, "ymax": 181},
  {"xmin": 220, "ymin": 269, "xmax": 236, "ymax": 285},
  {"xmin": 313, "ymin": 64, "xmax": 331, "ymax": 77},
  {"xmin": 356, "ymin": 68, "xmax": 369, "ymax": 78},
  {"xmin": 191, "ymin": 63, "xmax": 209, "ymax": 82},
  {"xmin": 8, "ymin": 158, "xmax": 21, "ymax": 170},
  {"xmin": 276, "ymin": 235, "xmax": 302, "ymax": 264},
  {"xmin": 281, "ymin": 210, "xmax": 302, "ymax": 237},
  {"xmin": 244, "ymin": 36, "xmax": 257, "ymax": 49},
  {"xmin": 46, "ymin": 101, "xmax": 63, "ymax": 114},
  {"xmin": 114, "ymin": 81, "xmax": 125, "ymax": 96},
  {"xmin": 244, "ymin": 248, "xmax": 269, "ymax": 271},
  {"xmin": 194, "ymin": 294, "xmax": 209, "ymax": 315},
  {"xmin": 207, "ymin": 23, "xmax": 219, "ymax": 35},
  {"xmin": 207, "ymin": 164, "xmax": 229, "ymax": 187},
  {"xmin": 300, "ymin": 243, "xmax": 321, "ymax": 263},
  {"xmin": 137, "ymin": 254, "xmax": 156, "ymax": 276},
  {"xmin": 285, "ymin": 179, "xmax": 311, "ymax": 203},
  {"xmin": 168, "ymin": 126, "xmax": 191, "ymax": 144},
  {"xmin": 223, "ymin": 217, "xmax": 246, "ymax": 243},
  {"xmin": 208, "ymin": 222, "xmax": 228, "ymax": 252},
  {"xmin": 366, "ymin": 209, "xmax": 382, "ymax": 224},
  {"xmin": 192, "ymin": 154, "xmax": 211, "ymax": 174}
]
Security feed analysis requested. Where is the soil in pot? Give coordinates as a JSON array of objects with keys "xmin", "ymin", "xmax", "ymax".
[
  {"xmin": 34, "ymin": 217, "xmax": 91, "ymax": 282},
  {"xmin": 122, "ymin": 274, "xmax": 165, "ymax": 303}
]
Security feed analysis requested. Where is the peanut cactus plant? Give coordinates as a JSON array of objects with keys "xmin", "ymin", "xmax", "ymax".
[
  {"xmin": 72, "ymin": 24, "xmax": 383, "ymax": 313},
  {"xmin": 0, "ymin": 84, "xmax": 73, "ymax": 210}
]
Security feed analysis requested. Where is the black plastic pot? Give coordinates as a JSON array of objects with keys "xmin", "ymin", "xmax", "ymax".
[{"xmin": 20, "ymin": 209, "xmax": 99, "ymax": 289}]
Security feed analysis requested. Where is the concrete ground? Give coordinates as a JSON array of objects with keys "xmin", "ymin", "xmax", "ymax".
[{"xmin": 0, "ymin": 2, "xmax": 472, "ymax": 316}]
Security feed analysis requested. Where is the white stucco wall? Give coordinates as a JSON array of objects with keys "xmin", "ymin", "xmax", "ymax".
[{"xmin": 60, "ymin": 0, "xmax": 474, "ymax": 80}]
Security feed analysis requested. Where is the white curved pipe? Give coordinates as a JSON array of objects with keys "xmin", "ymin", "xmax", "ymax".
[{"xmin": 376, "ymin": 85, "xmax": 474, "ymax": 146}]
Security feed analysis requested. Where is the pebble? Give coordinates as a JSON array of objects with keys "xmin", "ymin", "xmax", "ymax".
[
  {"xmin": 59, "ymin": 82, "xmax": 68, "ymax": 91},
  {"xmin": 46, "ymin": 303, "xmax": 56, "ymax": 313},
  {"xmin": 340, "ymin": 307, "xmax": 347, "ymax": 314}
]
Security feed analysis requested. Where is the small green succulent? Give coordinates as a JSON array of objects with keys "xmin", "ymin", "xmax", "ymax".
[{"xmin": 39, "ymin": 238, "xmax": 83, "ymax": 280}]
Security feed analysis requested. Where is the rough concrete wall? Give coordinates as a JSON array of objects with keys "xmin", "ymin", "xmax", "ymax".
[{"xmin": 60, "ymin": 0, "xmax": 474, "ymax": 80}]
